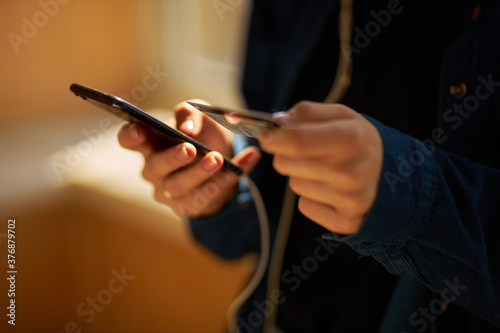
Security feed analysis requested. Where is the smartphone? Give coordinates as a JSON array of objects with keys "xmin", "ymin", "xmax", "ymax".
[
  {"xmin": 70, "ymin": 83, "xmax": 242, "ymax": 175},
  {"xmin": 187, "ymin": 101, "xmax": 286, "ymax": 138}
]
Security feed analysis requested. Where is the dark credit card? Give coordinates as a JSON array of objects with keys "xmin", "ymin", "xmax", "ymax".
[{"xmin": 187, "ymin": 102, "xmax": 287, "ymax": 138}]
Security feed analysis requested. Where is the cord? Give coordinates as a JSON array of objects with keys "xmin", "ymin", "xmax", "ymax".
[
  {"xmin": 224, "ymin": 1, "xmax": 354, "ymax": 326},
  {"xmin": 261, "ymin": 183, "xmax": 296, "ymax": 332},
  {"xmin": 324, "ymin": 0, "xmax": 354, "ymax": 104},
  {"xmin": 226, "ymin": 176, "xmax": 271, "ymax": 333}
]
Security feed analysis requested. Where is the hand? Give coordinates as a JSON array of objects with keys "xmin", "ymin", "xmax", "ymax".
[
  {"xmin": 118, "ymin": 100, "xmax": 261, "ymax": 218},
  {"xmin": 259, "ymin": 101, "xmax": 383, "ymax": 235}
]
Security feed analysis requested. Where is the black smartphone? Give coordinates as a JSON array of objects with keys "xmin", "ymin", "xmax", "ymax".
[{"xmin": 70, "ymin": 83, "xmax": 242, "ymax": 175}]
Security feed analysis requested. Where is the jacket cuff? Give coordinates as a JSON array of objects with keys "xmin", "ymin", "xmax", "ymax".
[{"xmin": 324, "ymin": 116, "xmax": 435, "ymax": 254}]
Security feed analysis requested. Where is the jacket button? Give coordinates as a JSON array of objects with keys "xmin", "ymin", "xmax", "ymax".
[
  {"xmin": 471, "ymin": 4, "xmax": 482, "ymax": 21},
  {"xmin": 450, "ymin": 82, "xmax": 467, "ymax": 99}
]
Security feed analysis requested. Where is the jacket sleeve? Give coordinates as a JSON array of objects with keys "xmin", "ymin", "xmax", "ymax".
[
  {"xmin": 328, "ymin": 116, "xmax": 500, "ymax": 327},
  {"xmin": 187, "ymin": 180, "xmax": 261, "ymax": 259},
  {"xmin": 187, "ymin": 135, "xmax": 262, "ymax": 259}
]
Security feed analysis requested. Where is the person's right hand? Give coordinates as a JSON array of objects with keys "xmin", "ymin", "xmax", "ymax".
[{"xmin": 118, "ymin": 100, "xmax": 261, "ymax": 218}]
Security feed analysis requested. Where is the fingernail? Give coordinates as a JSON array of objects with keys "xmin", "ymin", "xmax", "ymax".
[
  {"xmin": 272, "ymin": 111, "xmax": 291, "ymax": 126},
  {"xmin": 181, "ymin": 118, "xmax": 195, "ymax": 134},
  {"xmin": 203, "ymin": 154, "xmax": 219, "ymax": 172},
  {"xmin": 176, "ymin": 145, "xmax": 190, "ymax": 161}
]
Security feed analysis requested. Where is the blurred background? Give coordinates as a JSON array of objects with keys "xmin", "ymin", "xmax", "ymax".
[{"xmin": 0, "ymin": 0, "xmax": 255, "ymax": 332}]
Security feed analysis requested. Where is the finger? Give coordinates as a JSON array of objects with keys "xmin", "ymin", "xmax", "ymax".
[
  {"xmin": 260, "ymin": 118, "xmax": 363, "ymax": 158},
  {"xmin": 166, "ymin": 145, "xmax": 261, "ymax": 199},
  {"xmin": 117, "ymin": 123, "xmax": 154, "ymax": 157},
  {"xmin": 272, "ymin": 155, "xmax": 366, "ymax": 190},
  {"xmin": 141, "ymin": 142, "xmax": 197, "ymax": 182},
  {"xmin": 285, "ymin": 101, "xmax": 358, "ymax": 124},
  {"xmin": 232, "ymin": 146, "xmax": 262, "ymax": 175},
  {"xmin": 159, "ymin": 146, "xmax": 261, "ymax": 217},
  {"xmin": 273, "ymin": 155, "xmax": 334, "ymax": 181},
  {"xmin": 163, "ymin": 151, "xmax": 225, "ymax": 198},
  {"xmin": 174, "ymin": 99, "xmax": 210, "ymax": 137},
  {"xmin": 289, "ymin": 177, "xmax": 374, "ymax": 215},
  {"xmin": 297, "ymin": 197, "xmax": 362, "ymax": 235},
  {"xmin": 172, "ymin": 171, "xmax": 237, "ymax": 217}
]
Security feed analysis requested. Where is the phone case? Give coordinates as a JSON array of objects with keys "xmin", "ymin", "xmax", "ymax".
[{"xmin": 70, "ymin": 83, "xmax": 242, "ymax": 175}]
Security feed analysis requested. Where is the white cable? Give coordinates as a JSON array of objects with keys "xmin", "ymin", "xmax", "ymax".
[
  {"xmin": 262, "ymin": 2, "xmax": 355, "ymax": 331},
  {"xmin": 324, "ymin": 0, "xmax": 354, "ymax": 104},
  {"xmin": 262, "ymin": 183, "xmax": 296, "ymax": 333},
  {"xmin": 225, "ymin": 2, "xmax": 354, "ymax": 328},
  {"xmin": 226, "ymin": 176, "xmax": 271, "ymax": 333}
]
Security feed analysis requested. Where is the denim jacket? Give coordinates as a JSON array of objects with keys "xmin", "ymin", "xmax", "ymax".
[{"xmin": 189, "ymin": 0, "xmax": 500, "ymax": 331}]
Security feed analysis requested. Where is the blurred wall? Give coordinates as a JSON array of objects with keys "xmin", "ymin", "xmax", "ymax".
[
  {"xmin": 0, "ymin": 0, "xmax": 162, "ymax": 124},
  {"xmin": 0, "ymin": 1, "xmax": 253, "ymax": 332},
  {"xmin": 158, "ymin": 0, "xmax": 250, "ymax": 108}
]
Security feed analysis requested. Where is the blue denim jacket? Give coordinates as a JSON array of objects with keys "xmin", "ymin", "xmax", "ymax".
[{"xmin": 190, "ymin": 0, "xmax": 500, "ymax": 331}]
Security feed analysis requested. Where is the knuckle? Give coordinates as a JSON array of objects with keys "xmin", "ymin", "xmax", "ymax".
[
  {"xmin": 297, "ymin": 196, "xmax": 311, "ymax": 216},
  {"xmin": 344, "ymin": 124, "xmax": 363, "ymax": 147},
  {"xmin": 335, "ymin": 223, "xmax": 357, "ymax": 235},
  {"xmin": 343, "ymin": 195, "xmax": 365, "ymax": 216},
  {"xmin": 142, "ymin": 156, "xmax": 165, "ymax": 182},
  {"xmin": 117, "ymin": 129, "xmax": 128, "ymax": 146},
  {"xmin": 338, "ymin": 167, "xmax": 365, "ymax": 191},
  {"xmin": 272, "ymin": 155, "xmax": 294, "ymax": 175},
  {"xmin": 272, "ymin": 156, "xmax": 284, "ymax": 174},
  {"xmin": 153, "ymin": 188, "xmax": 166, "ymax": 203},
  {"xmin": 288, "ymin": 177, "xmax": 303, "ymax": 194},
  {"xmin": 142, "ymin": 152, "xmax": 170, "ymax": 182},
  {"xmin": 284, "ymin": 130, "xmax": 307, "ymax": 154},
  {"xmin": 347, "ymin": 173, "xmax": 365, "ymax": 192},
  {"xmin": 341, "ymin": 216, "xmax": 362, "ymax": 235},
  {"xmin": 163, "ymin": 177, "xmax": 185, "ymax": 197},
  {"xmin": 344, "ymin": 123, "xmax": 373, "ymax": 156},
  {"xmin": 293, "ymin": 100, "xmax": 314, "ymax": 114},
  {"xmin": 177, "ymin": 203, "xmax": 200, "ymax": 218},
  {"xmin": 257, "ymin": 128, "xmax": 276, "ymax": 145},
  {"xmin": 324, "ymin": 213, "xmax": 358, "ymax": 235},
  {"xmin": 141, "ymin": 166, "xmax": 154, "ymax": 182}
]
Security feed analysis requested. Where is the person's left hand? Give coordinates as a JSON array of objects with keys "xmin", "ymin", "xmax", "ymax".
[{"xmin": 258, "ymin": 101, "xmax": 383, "ymax": 235}]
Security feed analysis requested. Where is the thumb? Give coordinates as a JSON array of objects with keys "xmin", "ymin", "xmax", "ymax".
[
  {"xmin": 174, "ymin": 99, "xmax": 210, "ymax": 137},
  {"xmin": 231, "ymin": 146, "xmax": 262, "ymax": 175},
  {"xmin": 283, "ymin": 101, "xmax": 359, "ymax": 124}
]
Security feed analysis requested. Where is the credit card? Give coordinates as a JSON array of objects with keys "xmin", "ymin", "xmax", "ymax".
[{"xmin": 187, "ymin": 102, "xmax": 287, "ymax": 138}]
